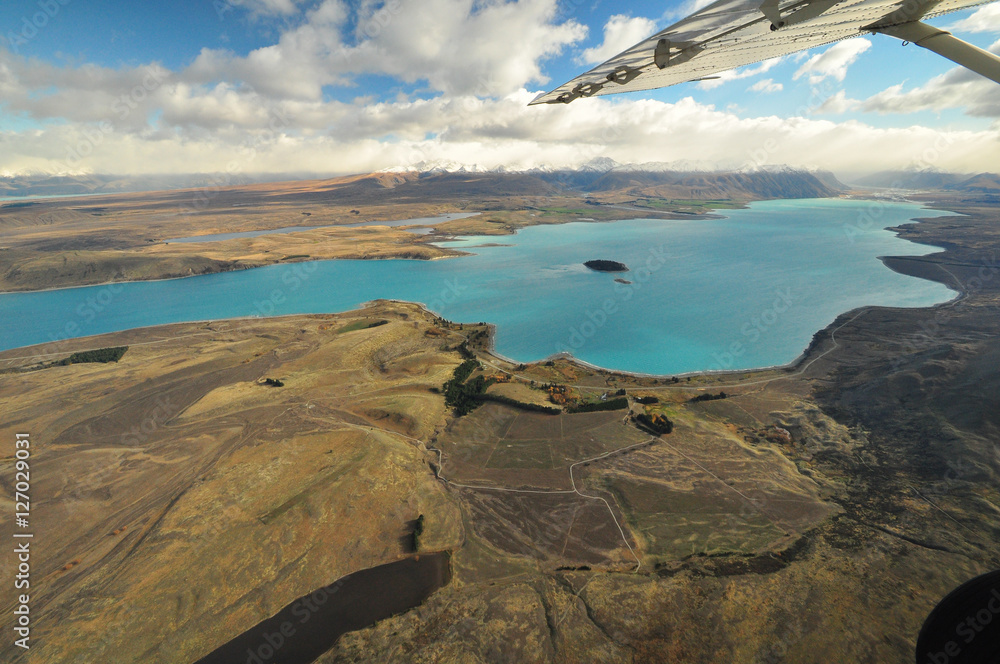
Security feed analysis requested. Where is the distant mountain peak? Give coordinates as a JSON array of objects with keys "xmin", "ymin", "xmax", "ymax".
[
  {"xmin": 579, "ymin": 156, "xmax": 621, "ymax": 172},
  {"xmin": 380, "ymin": 160, "xmax": 514, "ymax": 175},
  {"xmin": 380, "ymin": 157, "xmax": 831, "ymax": 177}
]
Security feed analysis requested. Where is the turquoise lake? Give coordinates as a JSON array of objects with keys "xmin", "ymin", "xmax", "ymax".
[{"xmin": 0, "ymin": 199, "xmax": 957, "ymax": 375}]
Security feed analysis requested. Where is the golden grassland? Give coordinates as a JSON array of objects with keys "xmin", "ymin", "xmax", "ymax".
[
  {"xmin": 0, "ymin": 302, "xmax": 470, "ymax": 662},
  {"xmin": 0, "ymin": 172, "xmax": 705, "ymax": 292},
  {"xmin": 0, "ymin": 192, "xmax": 997, "ymax": 662},
  {"xmin": 1, "ymin": 289, "xmax": 996, "ymax": 662}
]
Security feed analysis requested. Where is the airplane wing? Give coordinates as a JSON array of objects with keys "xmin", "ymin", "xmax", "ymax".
[{"xmin": 530, "ymin": 0, "xmax": 1000, "ymax": 105}]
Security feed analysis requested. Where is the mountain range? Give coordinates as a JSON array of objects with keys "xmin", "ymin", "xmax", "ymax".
[
  {"xmin": 1, "ymin": 158, "xmax": 848, "ymax": 202},
  {"xmin": 850, "ymin": 169, "xmax": 1000, "ymax": 193}
]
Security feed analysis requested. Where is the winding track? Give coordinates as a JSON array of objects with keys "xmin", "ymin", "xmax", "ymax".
[{"xmin": 338, "ymin": 419, "xmax": 649, "ymax": 573}]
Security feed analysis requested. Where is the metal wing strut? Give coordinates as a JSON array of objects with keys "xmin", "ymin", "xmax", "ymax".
[{"xmin": 872, "ymin": 21, "xmax": 1000, "ymax": 84}]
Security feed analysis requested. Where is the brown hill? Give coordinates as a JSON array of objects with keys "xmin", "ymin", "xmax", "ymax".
[
  {"xmin": 852, "ymin": 170, "xmax": 969, "ymax": 189},
  {"xmin": 2, "ymin": 167, "xmax": 841, "ymax": 203},
  {"xmin": 580, "ymin": 169, "xmax": 840, "ymax": 200},
  {"xmin": 949, "ymin": 172, "xmax": 1000, "ymax": 193}
]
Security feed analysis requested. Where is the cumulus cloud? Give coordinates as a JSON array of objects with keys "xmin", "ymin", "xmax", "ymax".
[
  {"xmin": 1, "ymin": 3, "xmax": 998, "ymax": 178},
  {"xmin": 696, "ymin": 57, "xmax": 783, "ymax": 89},
  {"xmin": 813, "ymin": 90, "xmax": 860, "ymax": 114},
  {"xmin": 667, "ymin": 0, "xmax": 718, "ymax": 20},
  {"xmin": 345, "ymin": 0, "xmax": 586, "ymax": 96},
  {"xmin": 186, "ymin": 24, "xmax": 348, "ymax": 99},
  {"xmin": 0, "ymin": 52, "xmax": 175, "ymax": 132},
  {"xmin": 191, "ymin": 0, "xmax": 585, "ymax": 98},
  {"xmin": 947, "ymin": 5, "xmax": 1000, "ymax": 33},
  {"xmin": 2, "ymin": 86, "xmax": 998, "ymax": 176},
  {"xmin": 577, "ymin": 14, "xmax": 658, "ymax": 65},
  {"xmin": 749, "ymin": 78, "xmax": 783, "ymax": 94},
  {"xmin": 861, "ymin": 40, "xmax": 1000, "ymax": 117},
  {"xmin": 793, "ymin": 38, "xmax": 871, "ymax": 85},
  {"xmin": 220, "ymin": 0, "xmax": 304, "ymax": 18}
]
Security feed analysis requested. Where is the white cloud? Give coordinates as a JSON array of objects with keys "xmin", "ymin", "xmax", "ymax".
[
  {"xmin": 0, "ymin": 53, "xmax": 175, "ymax": 132},
  {"xmin": 861, "ymin": 39, "xmax": 1000, "ymax": 117},
  {"xmin": 947, "ymin": 5, "xmax": 1000, "ymax": 33},
  {"xmin": 2, "ymin": 87, "xmax": 998, "ymax": 177},
  {"xmin": 347, "ymin": 0, "xmax": 586, "ymax": 96},
  {"xmin": 666, "ymin": 0, "xmax": 717, "ymax": 20},
  {"xmin": 696, "ymin": 57, "xmax": 783, "ymax": 89},
  {"xmin": 224, "ymin": 0, "xmax": 304, "ymax": 18},
  {"xmin": 189, "ymin": 0, "xmax": 585, "ymax": 98},
  {"xmin": 813, "ymin": 90, "xmax": 860, "ymax": 114},
  {"xmin": 1, "ymin": 5, "xmax": 998, "ymax": 179},
  {"xmin": 578, "ymin": 14, "xmax": 658, "ymax": 65},
  {"xmin": 749, "ymin": 78, "xmax": 783, "ymax": 94},
  {"xmin": 307, "ymin": 0, "xmax": 349, "ymax": 25},
  {"xmin": 794, "ymin": 38, "xmax": 871, "ymax": 85}
]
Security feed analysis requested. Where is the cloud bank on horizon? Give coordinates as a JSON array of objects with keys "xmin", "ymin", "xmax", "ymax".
[{"xmin": 0, "ymin": 0, "xmax": 998, "ymax": 178}]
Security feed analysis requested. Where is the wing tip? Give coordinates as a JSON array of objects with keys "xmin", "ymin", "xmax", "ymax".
[{"xmin": 528, "ymin": 91, "xmax": 561, "ymax": 106}]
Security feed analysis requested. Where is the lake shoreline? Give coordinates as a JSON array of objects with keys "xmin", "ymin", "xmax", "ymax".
[
  {"xmin": 0, "ymin": 208, "xmax": 709, "ymax": 295},
  {"xmin": 0, "ymin": 200, "xmax": 959, "ymax": 379},
  {"xmin": 0, "ymin": 202, "xmax": 689, "ymax": 294},
  {"xmin": 492, "ymin": 209, "xmax": 967, "ymax": 382},
  {"xmin": 0, "ymin": 196, "xmax": 949, "ymax": 297}
]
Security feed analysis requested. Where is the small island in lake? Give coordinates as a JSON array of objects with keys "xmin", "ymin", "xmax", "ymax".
[
  {"xmin": 584, "ymin": 259, "xmax": 629, "ymax": 273},
  {"xmin": 614, "ymin": 278, "xmax": 632, "ymax": 285}
]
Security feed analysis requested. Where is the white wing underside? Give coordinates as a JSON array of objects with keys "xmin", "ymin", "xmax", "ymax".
[{"xmin": 530, "ymin": 0, "xmax": 995, "ymax": 105}]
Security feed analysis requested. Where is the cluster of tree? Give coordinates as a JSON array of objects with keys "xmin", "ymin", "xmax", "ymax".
[
  {"xmin": 451, "ymin": 359, "xmax": 479, "ymax": 384},
  {"xmin": 456, "ymin": 340, "xmax": 476, "ymax": 360},
  {"xmin": 689, "ymin": 391, "xmax": 728, "ymax": 403},
  {"xmin": 635, "ymin": 412, "xmax": 674, "ymax": 435},
  {"xmin": 443, "ymin": 360, "xmax": 495, "ymax": 416},
  {"xmin": 568, "ymin": 397, "xmax": 629, "ymax": 414},
  {"xmin": 634, "ymin": 396, "xmax": 659, "ymax": 405},
  {"xmin": 58, "ymin": 346, "xmax": 128, "ymax": 365},
  {"xmin": 411, "ymin": 514, "xmax": 425, "ymax": 551},
  {"xmin": 263, "ymin": 378, "xmax": 285, "ymax": 387},
  {"xmin": 477, "ymin": 393, "xmax": 560, "ymax": 415}
]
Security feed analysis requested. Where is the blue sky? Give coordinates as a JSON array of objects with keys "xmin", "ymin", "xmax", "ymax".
[{"xmin": 1, "ymin": 0, "xmax": 998, "ymax": 176}]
